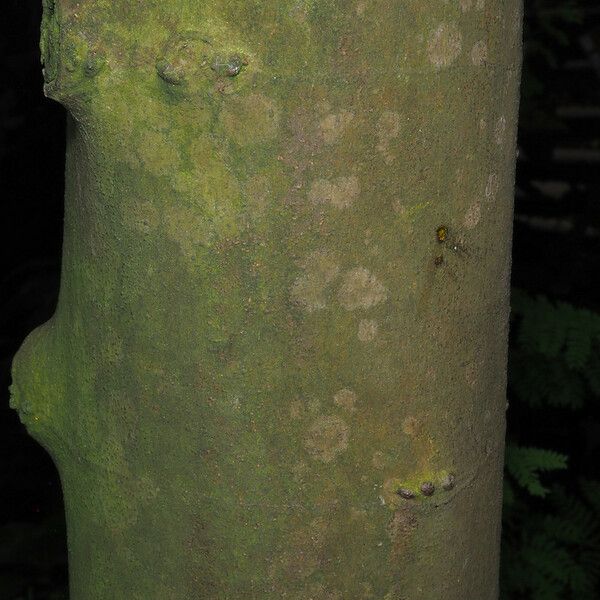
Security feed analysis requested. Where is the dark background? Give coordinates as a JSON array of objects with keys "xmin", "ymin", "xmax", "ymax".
[{"xmin": 1, "ymin": 1, "xmax": 599, "ymax": 598}]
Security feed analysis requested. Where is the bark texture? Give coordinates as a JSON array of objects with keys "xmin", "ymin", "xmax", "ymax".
[{"xmin": 11, "ymin": 0, "xmax": 522, "ymax": 598}]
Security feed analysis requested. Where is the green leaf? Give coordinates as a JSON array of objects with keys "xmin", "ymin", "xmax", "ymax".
[{"xmin": 505, "ymin": 444, "xmax": 568, "ymax": 497}]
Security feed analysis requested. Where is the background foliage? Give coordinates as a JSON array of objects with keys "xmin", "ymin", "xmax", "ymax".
[
  {"xmin": 1, "ymin": 0, "xmax": 599, "ymax": 598},
  {"xmin": 502, "ymin": 293, "xmax": 600, "ymax": 599},
  {"xmin": 499, "ymin": 0, "xmax": 600, "ymax": 597}
]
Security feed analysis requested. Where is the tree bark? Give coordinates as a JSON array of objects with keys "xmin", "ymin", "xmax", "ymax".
[{"xmin": 11, "ymin": 0, "xmax": 522, "ymax": 598}]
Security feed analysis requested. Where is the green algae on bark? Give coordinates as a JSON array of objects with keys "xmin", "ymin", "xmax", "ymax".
[{"xmin": 11, "ymin": 0, "xmax": 522, "ymax": 598}]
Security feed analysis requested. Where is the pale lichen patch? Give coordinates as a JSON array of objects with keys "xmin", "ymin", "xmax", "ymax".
[
  {"xmin": 308, "ymin": 397, "xmax": 322, "ymax": 414},
  {"xmin": 465, "ymin": 361, "xmax": 479, "ymax": 388},
  {"xmin": 460, "ymin": 0, "xmax": 473, "ymax": 11},
  {"xmin": 338, "ymin": 268, "xmax": 387, "ymax": 311},
  {"xmin": 402, "ymin": 416, "xmax": 420, "ymax": 436},
  {"xmin": 290, "ymin": 399, "xmax": 304, "ymax": 419},
  {"xmin": 304, "ymin": 415, "xmax": 349, "ymax": 462},
  {"xmin": 464, "ymin": 202, "xmax": 481, "ymax": 229},
  {"xmin": 471, "ymin": 40, "xmax": 488, "ymax": 66},
  {"xmin": 333, "ymin": 388, "xmax": 357, "ymax": 412},
  {"xmin": 427, "ymin": 23, "xmax": 463, "ymax": 68},
  {"xmin": 376, "ymin": 110, "xmax": 401, "ymax": 164},
  {"xmin": 319, "ymin": 110, "xmax": 355, "ymax": 144},
  {"xmin": 358, "ymin": 319, "xmax": 378, "ymax": 342},
  {"xmin": 485, "ymin": 172, "xmax": 500, "ymax": 201},
  {"xmin": 290, "ymin": 250, "xmax": 340, "ymax": 312},
  {"xmin": 494, "ymin": 115, "xmax": 507, "ymax": 145},
  {"xmin": 372, "ymin": 450, "xmax": 386, "ymax": 469},
  {"xmin": 291, "ymin": 460, "xmax": 308, "ymax": 482},
  {"xmin": 308, "ymin": 175, "xmax": 360, "ymax": 209},
  {"xmin": 350, "ymin": 507, "xmax": 369, "ymax": 520}
]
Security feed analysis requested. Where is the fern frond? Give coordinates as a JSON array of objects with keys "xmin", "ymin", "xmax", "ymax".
[
  {"xmin": 505, "ymin": 444, "xmax": 568, "ymax": 497},
  {"xmin": 508, "ymin": 351, "xmax": 585, "ymax": 409},
  {"xmin": 511, "ymin": 290, "xmax": 600, "ymax": 372}
]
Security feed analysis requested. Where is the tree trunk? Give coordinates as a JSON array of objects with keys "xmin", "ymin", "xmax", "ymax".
[{"xmin": 11, "ymin": 0, "xmax": 522, "ymax": 598}]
